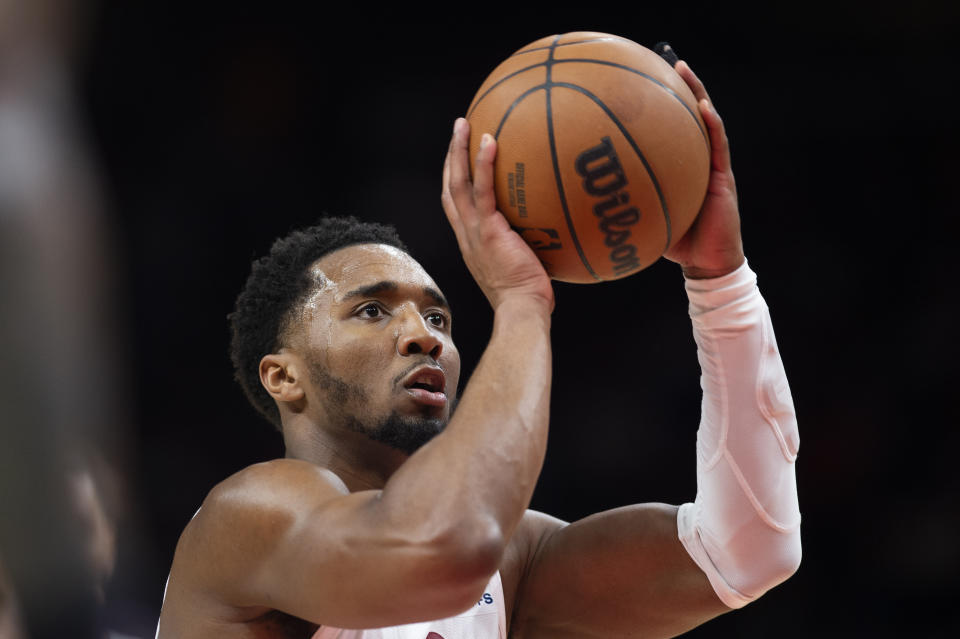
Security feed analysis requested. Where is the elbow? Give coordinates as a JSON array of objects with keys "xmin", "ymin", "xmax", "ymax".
[
  {"xmin": 693, "ymin": 525, "xmax": 801, "ymax": 609},
  {"xmin": 768, "ymin": 531, "xmax": 802, "ymax": 586},
  {"xmin": 420, "ymin": 517, "xmax": 506, "ymax": 613},
  {"xmin": 442, "ymin": 515, "xmax": 506, "ymax": 583},
  {"xmin": 732, "ymin": 529, "xmax": 802, "ymax": 605},
  {"xmin": 753, "ymin": 536, "xmax": 801, "ymax": 595}
]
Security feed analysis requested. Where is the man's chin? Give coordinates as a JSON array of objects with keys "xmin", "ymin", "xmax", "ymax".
[{"xmin": 364, "ymin": 413, "xmax": 448, "ymax": 456}]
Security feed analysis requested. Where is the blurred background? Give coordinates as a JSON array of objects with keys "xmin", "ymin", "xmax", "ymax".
[{"xmin": 1, "ymin": 2, "xmax": 958, "ymax": 637}]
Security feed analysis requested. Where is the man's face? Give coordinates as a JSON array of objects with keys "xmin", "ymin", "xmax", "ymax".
[{"xmin": 287, "ymin": 243, "xmax": 461, "ymax": 454}]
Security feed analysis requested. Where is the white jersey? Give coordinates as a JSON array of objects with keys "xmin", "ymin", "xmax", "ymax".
[{"xmin": 311, "ymin": 571, "xmax": 506, "ymax": 639}]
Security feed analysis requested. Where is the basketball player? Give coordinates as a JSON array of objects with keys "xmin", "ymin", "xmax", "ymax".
[{"xmin": 156, "ymin": 54, "xmax": 800, "ymax": 638}]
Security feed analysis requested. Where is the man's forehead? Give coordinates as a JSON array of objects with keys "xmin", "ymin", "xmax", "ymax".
[{"xmin": 309, "ymin": 243, "xmax": 440, "ymax": 301}]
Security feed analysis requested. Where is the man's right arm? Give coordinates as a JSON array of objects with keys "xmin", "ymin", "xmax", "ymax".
[{"xmin": 159, "ymin": 119, "xmax": 553, "ymax": 633}]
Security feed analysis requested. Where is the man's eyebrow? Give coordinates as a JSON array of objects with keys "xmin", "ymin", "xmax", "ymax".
[
  {"xmin": 341, "ymin": 281, "xmax": 448, "ymax": 309},
  {"xmin": 424, "ymin": 287, "xmax": 449, "ymax": 310},
  {"xmin": 342, "ymin": 281, "xmax": 399, "ymax": 300}
]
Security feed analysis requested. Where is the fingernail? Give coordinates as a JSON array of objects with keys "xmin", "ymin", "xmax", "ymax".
[
  {"xmin": 655, "ymin": 41, "xmax": 679, "ymax": 67},
  {"xmin": 454, "ymin": 118, "xmax": 463, "ymax": 134},
  {"xmin": 480, "ymin": 133, "xmax": 492, "ymax": 149}
]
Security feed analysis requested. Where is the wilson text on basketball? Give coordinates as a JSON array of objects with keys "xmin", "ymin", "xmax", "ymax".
[{"xmin": 574, "ymin": 137, "xmax": 642, "ymax": 274}]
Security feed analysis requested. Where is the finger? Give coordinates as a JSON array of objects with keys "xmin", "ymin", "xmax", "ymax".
[
  {"xmin": 654, "ymin": 41, "xmax": 679, "ymax": 68},
  {"xmin": 441, "ymin": 133, "xmax": 452, "ymax": 201},
  {"xmin": 441, "ymin": 121, "xmax": 468, "ymax": 240},
  {"xmin": 447, "ymin": 117, "xmax": 476, "ymax": 222},
  {"xmin": 441, "ymin": 143, "xmax": 465, "ymax": 235},
  {"xmin": 472, "ymin": 133, "xmax": 498, "ymax": 217},
  {"xmin": 441, "ymin": 122, "xmax": 458, "ymax": 205},
  {"xmin": 698, "ymin": 98, "xmax": 732, "ymax": 175},
  {"xmin": 675, "ymin": 59, "xmax": 711, "ymax": 106}
]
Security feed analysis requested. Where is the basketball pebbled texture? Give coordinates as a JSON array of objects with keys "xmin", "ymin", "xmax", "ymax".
[{"xmin": 467, "ymin": 32, "xmax": 710, "ymax": 283}]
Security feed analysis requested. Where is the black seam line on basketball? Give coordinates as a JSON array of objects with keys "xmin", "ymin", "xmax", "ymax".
[
  {"xmin": 470, "ymin": 37, "xmax": 617, "ymax": 119},
  {"xmin": 467, "ymin": 61, "xmax": 548, "ymax": 120},
  {"xmin": 550, "ymin": 58, "xmax": 707, "ymax": 144},
  {"xmin": 507, "ymin": 38, "xmax": 616, "ymax": 59},
  {"xmin": 552, "ymin": 81, "xmax": 673, "ymax": 253},
  {"xmin": 468, "ymin": 34, "xmax": 570, "ymax": 118},
  {"xmin": 546, "ymin": 37, "xmax": 601, "ymax": 282},
  {"xmin": 467, "ymin": 55, "xmax": 707, "ymax": 148},
  {"xmin": 492, "ymin": 84, "xmax": 547, "ymax": 139}
]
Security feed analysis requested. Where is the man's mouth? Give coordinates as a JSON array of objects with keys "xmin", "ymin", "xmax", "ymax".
[{"xmin": 402, "ymin": 366, "xmax": 447, "ymax": 407}]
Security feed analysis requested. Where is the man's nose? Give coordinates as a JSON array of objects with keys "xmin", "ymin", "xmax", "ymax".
[{"xmin": 397, "ymin": 312, "xmax": 442, "ymax": 359}]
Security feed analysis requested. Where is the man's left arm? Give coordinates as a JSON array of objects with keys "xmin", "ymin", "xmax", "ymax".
[{"xmin": 505, "ymin": 56, "xmax": 801, "ymax": 639}]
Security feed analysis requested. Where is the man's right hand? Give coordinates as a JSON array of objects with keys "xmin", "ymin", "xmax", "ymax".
[{"xmin": 442, "ymin": 118, "xmax": 554, "ymax": 314}]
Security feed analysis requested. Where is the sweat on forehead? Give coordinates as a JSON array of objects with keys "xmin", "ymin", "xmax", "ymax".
[
  {"xmin": 311, "ymin": 244, "xmax": 438, "ymax": 297},
  {"xmin": 277, "ymin": 271, "xmax": 328, "ymax": 345},
  {"xmin": 279, "ymin": 244, "xmax": 439, "ymax": 340}
]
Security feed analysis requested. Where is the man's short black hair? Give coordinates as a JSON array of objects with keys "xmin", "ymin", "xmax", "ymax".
[{"xmin": 228, "ymin": 216, "xmax": 408, "ymax": 429}]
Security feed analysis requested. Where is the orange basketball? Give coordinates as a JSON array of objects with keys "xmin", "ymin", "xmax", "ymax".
[{"xmin": 467, "ymin": 32, "xmax": 710, "ymax": 283}]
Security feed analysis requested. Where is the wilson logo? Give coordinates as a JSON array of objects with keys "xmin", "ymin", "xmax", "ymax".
[{"xmin": 574, "ymin": 136, "xmax": 642, "ymax": 274}]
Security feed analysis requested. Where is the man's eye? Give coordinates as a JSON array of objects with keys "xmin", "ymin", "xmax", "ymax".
[
  {"xmin": 427, "ymin": 312, "xmax": 446, "ymax": 328},
  {"xmin": 360, "ymin": 304, "xmax": 383, "ymax": 318}
]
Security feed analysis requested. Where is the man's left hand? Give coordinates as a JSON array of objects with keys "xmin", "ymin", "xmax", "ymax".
[{"xmin": 663, "ymin": 59, "xmax": 746, "ymax": 280}]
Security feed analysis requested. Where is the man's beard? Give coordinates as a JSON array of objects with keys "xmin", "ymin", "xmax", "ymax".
[
  {"xmin": 310, "ymin": 364, "xmax": 452, "ymax": 455},
  {"xmin": 348, "ymin": 412, "xmax": 447, "ymax": 456}
]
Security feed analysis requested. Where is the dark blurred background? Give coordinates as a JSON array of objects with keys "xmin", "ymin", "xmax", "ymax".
[{"xmin": 2, "ymin": 2, "xmax": 958, "ymax": 637}]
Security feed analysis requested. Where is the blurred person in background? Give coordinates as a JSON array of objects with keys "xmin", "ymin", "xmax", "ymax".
[
  {"xmin": 0, "ymin": 555, "xmax": 26, "ymax": 639},
  {"xmin": 0, "ymin": 0, "xmax": 133, "ymax": 637}
]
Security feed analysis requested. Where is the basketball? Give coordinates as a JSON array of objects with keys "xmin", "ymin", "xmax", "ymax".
[{"xmin": 466, "ymin": 32, "xmax": 710, "ymax": 283}]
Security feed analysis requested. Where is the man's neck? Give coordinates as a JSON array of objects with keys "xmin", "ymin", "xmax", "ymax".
[{"xmin": 282, "ymin": 419, "xmax": 409, "ymax": 492}]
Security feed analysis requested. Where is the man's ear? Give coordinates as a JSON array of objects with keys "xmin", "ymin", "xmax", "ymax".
[{"xmin": 259, "ymin": 353, "xmax": 306, "ymax": 405}]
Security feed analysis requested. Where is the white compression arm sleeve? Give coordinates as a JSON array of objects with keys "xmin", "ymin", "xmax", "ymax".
[{"xmin": 677, "ymin": 260, "xmax": 802, "ymax": 609}]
